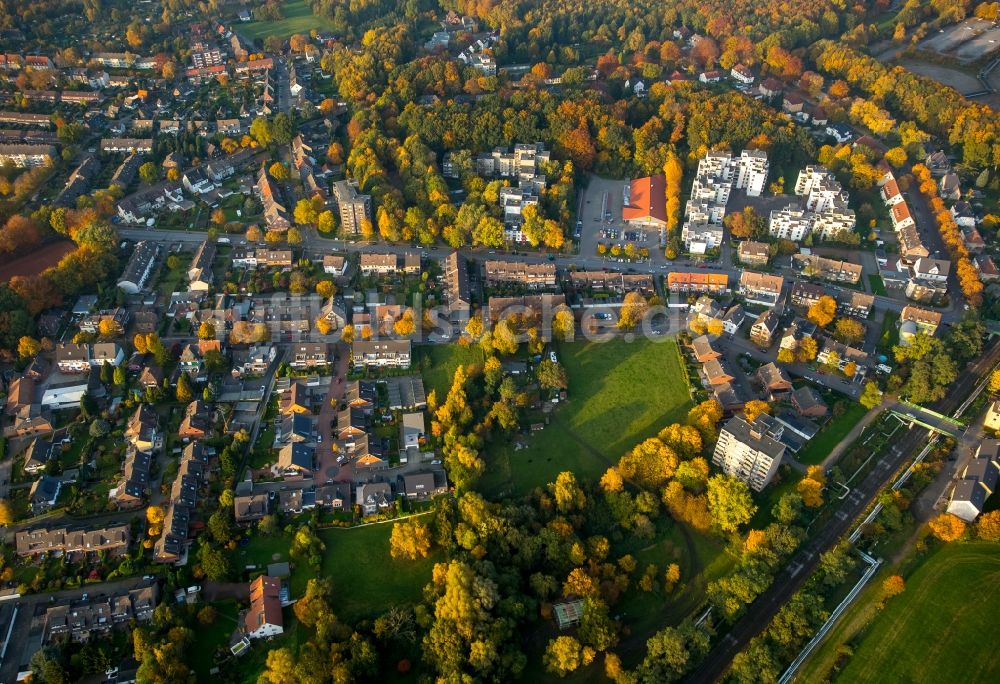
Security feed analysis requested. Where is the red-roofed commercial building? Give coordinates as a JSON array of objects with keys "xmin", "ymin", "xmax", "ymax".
[
  {"xmin": 244, "ymin": 575, "xmax": 284, "ymax": 639},
  {"xmin": 623, "ymin": 175, "xmax": 667, "ymax": 228}
]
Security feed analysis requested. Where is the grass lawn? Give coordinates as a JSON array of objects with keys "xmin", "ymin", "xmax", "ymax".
[
  {"xmin": 794, "ymin": 403, "xmax": 869, "ymax": 466},
  {"xmin": 318, "ymin": 521, "xmax": 439, "ymax": 623},
  {"xmin": 826, "ymin": 541, "xmax": 1000, "ymax": 683},
  {"xmin": 479, "ymin": 337, "xmax": 692, "ymax": 496},
  {"xmin": 191, "ymin": 600, "xmax": 242, "ymax": 678},
  {"xmin": 867, "ymin": 274, "xmax": 887, "ymax": 296},
  {"xmin": 413, "ymin": 343, "xmax": 485, "ymax": 398},
  {"xmin": 238, "ymin": 0, "xmax": 335, "ymax": 42},
  {"xmin": 157, "ymin": 254, "xmax": 191, "ymax": 297}
]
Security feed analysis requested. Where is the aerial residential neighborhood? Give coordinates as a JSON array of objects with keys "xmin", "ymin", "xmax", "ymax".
[{"xmin": 0, "ymin": 1, "xmax": 997, "ymax": 683}]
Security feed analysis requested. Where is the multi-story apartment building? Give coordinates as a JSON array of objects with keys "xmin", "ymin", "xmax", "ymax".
[
  {"xmin": 476, "ymin": 143, "xmax": 551, "ymax": 181},
  {"xmin": 739, "ymin": 272, "xmax": 784, "ymax": 307},
  {"xmin": 351, "ymin": 340, "xmax": 412, "ymax": 369},
  {"xmin": 768, "ymin": 203, "xmax": 813, "ymax": 241},
  {"xmin": 811, "ymin": 207, "xmax": 857, "ymax": 241},
  {"xmin": 792, "ymin": 254, "xmax": 863, "ymax": 284},
  {"xmin": 0, "ymin": 143, "xmax": 55, "ymax": 167},
  {"xmin": 483, "ymin": 260, "xmax": 557, "ymax": 288},
  {"xmin": 737, "ymin": 240, "xmax": 770, "ymax": 267},
  {"xmin": 499, "ymin": 186, "xmax": 539, "ymax": 225},
  {"xmin": 794, "ymin": 166, "xmax": 848, "ymax": 212},
  {"xmin": 733, "ymin": 149, "xmax": 768, "ymax": 196},
  {"xmin": 190, "ymin": 44, "xmax": 223, "ymax": 69},
  {"xmin": 712, "ymin": 414, "xmax": 786, "ymax": 491},
  {"xmin": 331, "ymin": 180, "xmax": 371, "ymax": 235},
  {"xmin": 681, "ymin": 220, "xmax": 724, "ymax": 253}
]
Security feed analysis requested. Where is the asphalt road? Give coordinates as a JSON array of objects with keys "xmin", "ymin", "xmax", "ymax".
[
  {"xmin": 116, "ymin": 225, "xmax": 965, "ymax": 328},
  {"xmin": 686, "ymin": 337, "xmax": 1000, "ymax": 684}
]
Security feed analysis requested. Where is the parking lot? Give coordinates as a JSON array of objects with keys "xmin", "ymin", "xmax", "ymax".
[
  {"xmin": 920, "ymin": 17, "xmax": 1000, "ymax": 63},
  {"xmin": 577, "ymin": 175, "xmax": 660, "ymax": 263}
]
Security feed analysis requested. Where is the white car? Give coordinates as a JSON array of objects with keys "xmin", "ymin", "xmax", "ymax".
[
  {"xmin": 187, "ymin": 585, "xmax": 201, "ymax": 595},
  {"xmin": 549, "ymin": 351, "xmax": 558, "ymax": 363}
]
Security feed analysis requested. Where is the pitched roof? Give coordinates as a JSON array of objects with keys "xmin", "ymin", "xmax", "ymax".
[
  {"xmin": 622, "ymin": 175, "xmax": 667, "ymax": 223},
  {"xmin": 245, "ymin": 575, "xmax": 283, "ymax": 634}
]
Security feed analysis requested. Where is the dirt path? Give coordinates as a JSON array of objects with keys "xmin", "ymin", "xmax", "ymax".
[{"xmin": 819, "ymin": 404, "xmax": 886, "ymax": 472}]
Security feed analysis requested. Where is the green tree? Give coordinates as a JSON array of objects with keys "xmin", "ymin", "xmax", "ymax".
[
  {"xmin": 89, "ymin": 419, "xmax": 110, "ymax": 438},
  {"xmin": 544, "ymin": 636, "xmax": 582, "ymax": 677},
  {"xmin": 176, "ymin": 373, "xmax": 193, "ymax": 403},
  {"xmin": 638, "ymin": 622, "xmax": 711, "ymax": 682},
  {"xmin": 99, "ymin": 360, "xmax": 113, "ymax": 384},
  {"xmin": 859, "ymin": 381, "xmax": 882, "ymax": 409},
  {"xmin": 138, "ymin": 161, "xmax": 159, "ymax": 184},
  {"xmin": 389, "ymin": 520, "xmax": 432, "ymax": 560},
  {"xmin": 113, "ymin": 365, "xmax": 126, "ymax": 386},
  {"xmin": 536, "ymin": 360, "xmax": 568, "ymax": 390},
  {"xmin": 207, "ymin": 510, "xmax": 234, "ymax": 545},
  {"xmin": 706, "ymin": 475, "xmax": 757, "ymax": 533},
  {"xmin": 250, "ymin": 117, "xmax": 273, "ymax": 147},
  {"xmin": 271, "ymin": 112, "xmax": 293, "ymax": 145},
  {"xmin": 197, "ymin": 543, "xmax": 230, "ymax": 581}
]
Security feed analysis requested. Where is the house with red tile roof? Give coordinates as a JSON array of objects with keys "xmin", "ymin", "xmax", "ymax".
[{"xmin": 244, "ymin": 575, "xmax": 284, "ymax": 639}]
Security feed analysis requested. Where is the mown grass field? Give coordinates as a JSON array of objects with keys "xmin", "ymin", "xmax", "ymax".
[
  {"xmin": 318, "ymin": 520, "xmax": 439, "ymax": 622},
  {"xmin": 238, "ymin": 0, "xmax": 336, "ymax": 42},
  {"xmin": 806, "ymin": 541, "xmax": 1000, "ymax": 683},
  {"xmin": 413, "ymin": 343, "xmax": 486, "ymax": 398},
  {"xmin": 794, "ymin": 403, "xmax": 869, "ymax": 466},
  {"xmin": 479, "ymin": 337, "xmax": 693, "ymax": 496}
]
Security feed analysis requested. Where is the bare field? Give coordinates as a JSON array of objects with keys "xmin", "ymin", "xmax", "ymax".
[{"xmin": 0, "ymin": 240, "xmax": 74, "ymax": 280}]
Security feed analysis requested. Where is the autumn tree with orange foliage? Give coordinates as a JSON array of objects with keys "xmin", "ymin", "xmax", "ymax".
[
  {"xmin": 928, "ymin": 512, "xmax": 967, "ymax": 542},
  {"xmin": 798, "ymin": 466, "xmax": 826, "ymax": 508},
  {"xmin": 663, "ymin": 151, "xmax": 683, "ymax": 237},
  {"xmin": 882, "ymin": 574, "xmax": 905, "ymax": 598},
  {"xmin": 976, "ymin": 510, "xmax": 1000, "ymax": 541},
  {"xmin": 912, "ymin": 163, "xmax": 983, "ymax": 306}
]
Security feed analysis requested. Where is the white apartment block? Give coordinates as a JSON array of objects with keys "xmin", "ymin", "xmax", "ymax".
[
  {"xmin": 499, "ymin": 187, "xmax": 539, "ymax": 224},
  {"xmin": 697, "ymin": 150, "xmax": 735, "ymax": 181},
  {"xmin": 687, "ymin": 175, "xmax": 731, "ymax": 224},
  {"xmin": 794, "ymin": 166, "xmax": 848, "ymax": 212},
  {"xmin": 681, "ymin": 220, "xmax": 724, "ymax": 254},
  {"xmin": 476, "ymin": 143, "xmax": 550, "ymax": 182},
  {"xmin": 733, "ymin": 150, "xmax": 768, "ymax": 197},
  {"xmin": 812, "ymin": 207, "xmax": 857, "ymax": 241},
  {"xmin": 769, "ymin": 204, "xmax": 813, "ymax": 241},
  {"xmin": 712, "ymin": 415, "xmax": 786, "ymax": 491}
]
